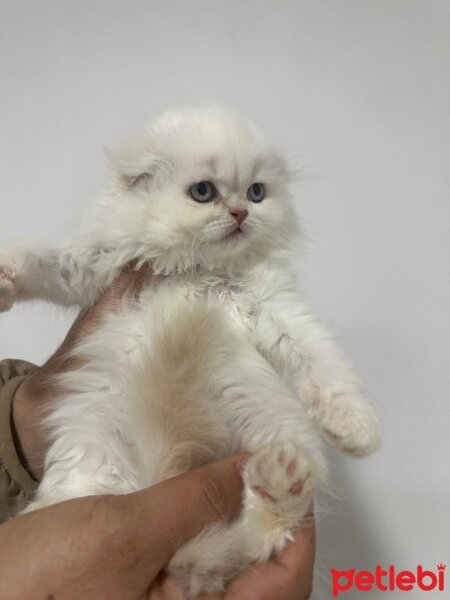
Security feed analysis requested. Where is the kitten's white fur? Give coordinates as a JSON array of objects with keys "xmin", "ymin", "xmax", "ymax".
[{"xmin": 0, "ymin": 106, "xmax": 380, "ymax": 596}]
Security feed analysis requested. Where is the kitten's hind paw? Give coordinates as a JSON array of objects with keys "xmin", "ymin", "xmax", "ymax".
[
  {"xmin": 246, "ymin": 441, "xmax": 315, "ymax": 509},
  {"xmin": 319, "ymin": 392, "xmax": 381, "ymax": 457},
  {"xmin": 243, "ymin": 441, "xmax": 317, "ymax": 559},
  {"xmin": 0, "ymin": 264, "xmax": 17, "ymax": 312}
]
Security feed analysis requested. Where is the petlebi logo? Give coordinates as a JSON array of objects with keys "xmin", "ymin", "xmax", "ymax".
[{"xmin": 330, "ymin": 564, "xmax": 446, "ymax": 596}]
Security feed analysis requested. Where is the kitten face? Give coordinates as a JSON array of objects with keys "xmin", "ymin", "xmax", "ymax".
[{"xmin": 101, "ymin": 107, "xmax": 297, "ymax": 273}]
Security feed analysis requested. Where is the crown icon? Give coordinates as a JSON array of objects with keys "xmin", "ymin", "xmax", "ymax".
[{"xmin": 437, "ymin": 564, "xmax": 446, "ymax": 571}]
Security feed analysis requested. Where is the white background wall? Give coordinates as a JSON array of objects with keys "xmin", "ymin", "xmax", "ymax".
[{"xmin": 1, "ymin": 1, "xmax": 449, "ymax": 597}]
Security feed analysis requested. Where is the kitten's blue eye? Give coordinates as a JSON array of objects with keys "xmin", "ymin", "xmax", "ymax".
[
  {"xmin": 247, "ymin": 183, "xmax": 265, "ymax": 203},
  {"xmin": 188, "ymin": 181, "xmax": 216, "ymax": 203}
]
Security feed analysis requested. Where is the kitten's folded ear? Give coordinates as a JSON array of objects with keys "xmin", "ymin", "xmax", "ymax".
[{"xmin": 106, "ymin": 134, "xmax": 172, "ymax": 190}]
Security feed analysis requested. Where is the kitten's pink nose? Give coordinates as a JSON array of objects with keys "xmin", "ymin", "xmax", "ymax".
[{"xmin": 229, "ymin": 209, "xmax": 248, "ymax": 225}]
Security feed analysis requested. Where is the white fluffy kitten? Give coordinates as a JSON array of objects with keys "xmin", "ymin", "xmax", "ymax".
[{"xmin": 0, "ymin": 107, "xmax": 380, "ymax": 595}]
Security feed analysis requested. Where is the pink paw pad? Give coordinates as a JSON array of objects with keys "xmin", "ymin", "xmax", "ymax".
[
  {"xmin": 247, "ymin": 442, "xmax": 313, "ymax": 505},
  {"xmin": 279, "ymin": 452, "xmax": 307, "ymax": 496}
]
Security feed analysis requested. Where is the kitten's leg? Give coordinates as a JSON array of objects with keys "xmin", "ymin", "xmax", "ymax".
[
  {"xmin": 170, "ymin": 343, "xmax": 325, "ymax": 596},
  {"xmin": 24, "ymin": 456, "xmax": 138, "ymax": 514},
  {"xmin": 23, "ymin": 339, "xmax": 143, "ymax": 513},
  {"xmin": 240, "ymin": 440, "xmax": 315, "ymax": 560},
  {"xmin": 255, "ymin": 298, "xmax": 381, "ymax": 457},
  {"xmin": 0, "ymin": 243, "xmax": 112, "ymax": 311},
  {"xmin": 170, "ymin": 445, "xmax": 317, "ymax": 596},
  {"xmin": 23, "ymin": 390, "xmax": 141, "ymax": 513}
]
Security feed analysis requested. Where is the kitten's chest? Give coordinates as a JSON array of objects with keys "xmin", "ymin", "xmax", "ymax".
[
  {"xmin": 208, "ymin": 281, "xmax": 258, "ymax": 331},
  {"xmin": 145, "ymin": 273, "xmax": 259, "ymax": 332}
]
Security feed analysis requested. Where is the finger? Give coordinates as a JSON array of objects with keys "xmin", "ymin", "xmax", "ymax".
[
  {"xmin": 66, "ymin": 262, "xmax": 152, "ymax": 339},
  {"xmin": 125, "ymin": 454, "xmax": 247, "ymax": 570},
  {"xmin": 146, "ymin": 574, "xmax": 188, "ymax": 600},
  {"xmin": 28, "ymin": 264, "xmax": 152, "ymax": 389},
  {"xmin": 103, "ymin": 261, "xmax": 152, "ymax": 303}
]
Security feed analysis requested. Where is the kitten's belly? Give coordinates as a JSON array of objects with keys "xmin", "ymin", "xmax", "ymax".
[{"xmin": 101, "ymin": 282, "xmax": 250, "ymax": 482}]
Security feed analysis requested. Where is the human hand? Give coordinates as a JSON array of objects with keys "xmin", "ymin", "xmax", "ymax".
[
  {"xmin": 12, "ymin": 262, "xmax": 151, "ymax": 479},
  {"xmin": 0, "ymin": 455, "xmax": 246, "ymax": 600}
]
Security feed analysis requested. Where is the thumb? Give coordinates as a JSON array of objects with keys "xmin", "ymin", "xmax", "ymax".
[{"xmin": 124, "ymin": 454, "xmax": 247, "ymax": 571}]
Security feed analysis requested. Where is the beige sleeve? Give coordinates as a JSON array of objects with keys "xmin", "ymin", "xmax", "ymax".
[{"xmin": 0, "ymin": 359, "xmax": 38, "ymax": 521}]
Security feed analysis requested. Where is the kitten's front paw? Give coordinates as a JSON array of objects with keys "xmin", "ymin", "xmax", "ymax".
[
  {"xmin": 0, "ymin": 263, "xmax": 17, "ymax": 312},
  {"xmin": 244, "ymin": 441, "xmax": 316, "ymax": 558}
]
